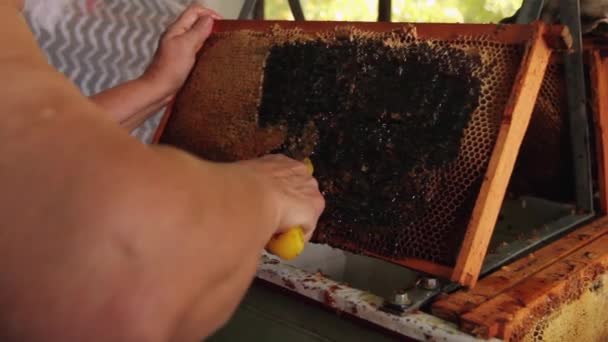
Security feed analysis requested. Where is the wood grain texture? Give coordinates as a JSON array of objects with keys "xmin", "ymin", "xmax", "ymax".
[
  {"xmin": 591, "ymin": 51, "xmax": 608, "ymax": 213},
  {"xmin": 451, "ymin": 23, "xmax": 555, "ymax": 287},
  {"xmin": 460, "ymin": 233, "xmax": 608, "ymax": 340},
  {"xmin": 432, "ymin": 216, "xmax": 608, "ymax": 322}
]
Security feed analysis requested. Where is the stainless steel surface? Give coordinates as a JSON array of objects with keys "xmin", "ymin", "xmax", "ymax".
[
  {"xmin": 257, "ymin": 254, "xmax": 485, "ymax": 341},
  {"xmin": 481, "ymin": 196, "xmax": 593, "ymax": 275},
  {"xmin": 560, "ymin": 0, "xmax": 595, "ymax": 213}
]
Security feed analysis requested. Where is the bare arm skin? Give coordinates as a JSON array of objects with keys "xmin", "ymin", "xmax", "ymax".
[
  {"xmin": 89, "ymin": 76, "xmax": 173, "ymax": 132},
  {"xmin": 0, "ymin": 2, "xmax": 324, "ymax": 341},
  {"xmin": 90, "ymin": 5, "xmax": 220, "ymax": 132}
]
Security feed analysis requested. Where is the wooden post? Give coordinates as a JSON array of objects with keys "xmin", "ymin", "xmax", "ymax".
[
  {"xmin": 378, "ymin": 0, "xmax": 391, "ymax": 22},
  {"xmin": 591, "ymin": 51, "xmax": 608, "ymax": 213},
  {"xmin": 288, "ymin": 0, "xmax": 305, "ymax": 21},
  {"xmin": 254, "ymin": 0, "xmax": 265, "ymax": 20}
]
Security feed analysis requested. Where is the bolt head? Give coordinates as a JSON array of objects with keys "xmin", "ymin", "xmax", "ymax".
[
  {"xmin": 421, "ymin": 278, "xmax": 439, "ymax": 290},
  {"xmin": 392, "ymin": 292, "xmax": 412, "ymax": 306}
]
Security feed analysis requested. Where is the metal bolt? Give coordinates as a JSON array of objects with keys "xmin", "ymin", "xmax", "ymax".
[
  {"xmin": 392, "ymin": 292, "xmax": 412, "ymax": 307},
  {"xmin": 421, "ymin": 278, "xmax": 439, "ymax": 290}
]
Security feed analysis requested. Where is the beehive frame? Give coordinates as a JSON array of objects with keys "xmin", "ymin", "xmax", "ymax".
[
  {"xmin": 153, "ymin": 20, "xmax": 567, "ymax": 287},
  {"xmin": 431, "ymin": 46, "xmax": 608, "ymax": 340}
]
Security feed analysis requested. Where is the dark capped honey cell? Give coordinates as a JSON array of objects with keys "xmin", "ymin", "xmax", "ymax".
[{"xmin": 258, "ymin": 37, "xmax": 483, "ymax": 264}]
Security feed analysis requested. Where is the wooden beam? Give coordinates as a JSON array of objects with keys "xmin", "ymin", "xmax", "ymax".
[
  {"xmin": 460, "ymin": 233, "xmax": 608, "ymax": 340},
  {"xmin": 451, "ymin": 22, "xmax": 555, "ymax": 287},
  {"xmin": 591, "ymin": 51, "xmax": 608, "ymax": 213},
  {"xmin": 432, "ymin": 216, "xmax": 608, "ymax": 322},
  {"xmin": 206, "ymin": 21, "xmax": 541, "ymax": 45}
]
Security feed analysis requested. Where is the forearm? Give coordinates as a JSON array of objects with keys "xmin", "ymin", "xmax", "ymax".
[
  {"xmin": 1, "ymin": 1, "xmax": 279, "ymax": 251},
  {"xmin": 1, "ymin": 136, "xmax": 278, "ymax": 341},
  {"xmin": 91, "ymin": 3, "xmax": 219, "ymax": 133},
  {"xmin": 4, "ymin": 0, "xmax": 22, "ymax": 10},
  {"xmin": 90, "ymin": 77, "xmax": 172, "ymax": 131},
  {"xmin": 0, "ymin": 5, "xmax": 279, "ymax": 341}
]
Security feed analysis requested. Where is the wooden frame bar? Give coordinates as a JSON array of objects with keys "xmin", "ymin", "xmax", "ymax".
[
  {"xmin": 432, "ymin": 215, "xmax": 608, "ymax": 322},
  {"xmin": 206, "ymin": 20, "xmax": 548, "ymax": 45},
  {"xmin": 461, "ymin": 232, "xmax": 608, "ymax": 340},
  {"xmin": 451, "ymin": 23, "xmax": 558, "ymax": 287},
  {"xmin": 377, "ymin": 0, "xmax": 392, "ymax": 22},
  {"xmin": 590, "ymin": 51, "xmax": 608, "ymax": 213}
]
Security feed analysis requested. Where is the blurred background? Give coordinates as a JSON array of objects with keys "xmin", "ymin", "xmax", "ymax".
[
  {"xmin": 24, "ymin": 0, "xmax": 524, "ymax": 143},
  {"xmin": 263, "ymin": 0, "xmax": 523, "ymax": 23}
]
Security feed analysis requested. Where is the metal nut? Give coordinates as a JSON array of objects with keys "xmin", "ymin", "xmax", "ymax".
[
  {"xmin": 421, "ymin": 278, "xmax": 439, "ymax": 290},
  {"xmin": 392, "ymin": 292, "xmax": 412, "ymax": 306}
]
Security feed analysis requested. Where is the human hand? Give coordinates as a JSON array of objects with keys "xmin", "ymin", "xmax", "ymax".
[
  {"xmin": 238, "ymin": 155, "xmax": 325, "ymax": 241},
  {"xmin": 142, "ymin": 4, "xmax": 221, "ymax": 99}
]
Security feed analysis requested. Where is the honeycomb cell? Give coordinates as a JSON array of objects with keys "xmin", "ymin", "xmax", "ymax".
[{"xmin": 161, "ymin": 26, "xmax": 528, "ymax": 267}]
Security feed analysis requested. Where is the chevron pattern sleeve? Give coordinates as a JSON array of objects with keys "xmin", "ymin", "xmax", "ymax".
[{"xmin": 23, "ymin": 0, "xmax": 198, "ymax": 143}]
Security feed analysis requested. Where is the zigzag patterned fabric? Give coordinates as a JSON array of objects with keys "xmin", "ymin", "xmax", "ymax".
[{"xmin": 24, "ymin": 0, "xmax": 194, "ymax": 143}]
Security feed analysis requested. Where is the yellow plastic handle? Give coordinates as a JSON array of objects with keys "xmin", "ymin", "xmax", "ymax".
[{"xmin": 265, "ymin": 158, "xmax": 314, "ymax": 261}]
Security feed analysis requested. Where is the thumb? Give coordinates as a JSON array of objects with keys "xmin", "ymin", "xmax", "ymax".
[{"xmin": 184, "ymin": 16, "xmax": 214, "ymax": 51}]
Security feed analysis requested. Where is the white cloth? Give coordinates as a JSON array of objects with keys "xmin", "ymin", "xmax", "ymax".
[
  {"xmin": 24, "ymin": 0, "xmax": 71, "ymax": 33},
  {"xmin": 23, "ymin": 0, "xmax": 197, "ymax": 143}
]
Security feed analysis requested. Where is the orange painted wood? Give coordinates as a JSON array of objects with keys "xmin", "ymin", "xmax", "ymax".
[
  {"xmin": 212, "ymin": 20, "xmax": 538, "ymax": 44},
  {"xmin": 432, "ymin": 216, "xmax": 608, "ymax": 322},
  {"xmin": 210, "ymin": 21, "xmax": 569, "ymax": 49},
  {"xmin": 451, "ymin": 23, "xmax": 555, "ymax": 288},
  {"xmin": 459, "ymin": 233, "xmax": 608, "ymax": 339},
  {"xmin": 591, "ymin": 51, "xmax": 608, "ymax": 214}
]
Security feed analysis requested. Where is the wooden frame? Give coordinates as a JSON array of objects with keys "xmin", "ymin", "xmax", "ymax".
[
  {"xmin": 451, "ymin": 23, "xmax": 559, "ymax": 287},
  {"xmin": 462, "ymin": 234, "xmax": 608, "ymax": 339},
  {"xmin": 591, "ymin": 50, "xmax": 608, "ymax": 213},
  {"xmin": 432, "ymin": 216, "xmax": 608, "ymax": 321},
  {"xmin": 153, "ymin": 20, "xmax": 566, "ymax": 287},
  {"xmin": 432, "ymin": 216, "xmax": 608, "ymax": 340}
]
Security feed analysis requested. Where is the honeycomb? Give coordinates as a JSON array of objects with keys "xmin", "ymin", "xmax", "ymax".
[
  {"xmin": 514, "ymin": 269, "xmax": 608, "ymax": 342},
  {"xmin": 159, "ymin": 25, "xmax": 526, "ymax": 268},
  {"xmin": 508, "ymin": 61, "xmax": 575, "ymax": 203}
]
